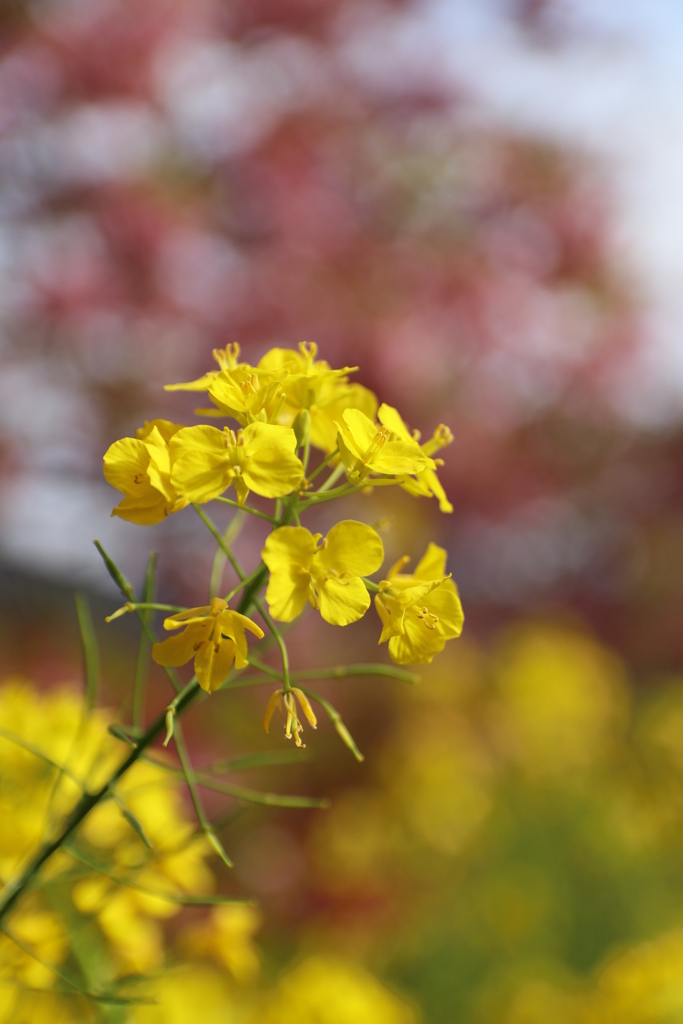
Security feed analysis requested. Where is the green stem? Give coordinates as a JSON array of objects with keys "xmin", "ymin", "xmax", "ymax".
[
  {"xmin": 193, "ymin": 504, "xmax": 244, "ymax": 582},
  {"xmin": 105, "ymin": 602, "xmax": 184, "ymax": 622},
  {"xmin": 74, "ymin": 593, "xmax": 100, "ymax": 712},
  {"xmin": 305, "ymin": 447, "xmax": 339, "ymax": 484},
  {"xmin": 240, "ymin": 662, "xmax": 420, "ymax": 685},
  {"xmin": 133, "ymin": 552, "xmax": 157, "ymax": 728},
  {"xmin": 213, "ymin": 496, "xmax": 276, "ymax": 524},
  {"xmin": 224, "ymin": 562, "xmax": 267, "ymax": 604},
  {"xmin": 362, "ymin": 577, "xmax": 380, "ymax": 593},
  {"xmin": 315, "ymin": 459, "xmax": 346, "ymax": 492},
  {"xmin": 168, "ymin": 720, "xmax": 232, "ymax": 868}
]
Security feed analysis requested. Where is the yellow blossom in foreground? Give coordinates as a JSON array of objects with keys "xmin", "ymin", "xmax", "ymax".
[
  {"xmin": 375, "ymin": 543, "xmax": 464, "ymax": 664},
  {"xmin": 152, "ymin": 597, "xmax": 264, "ymax": 693},
  {"xmin": 201, "ymin": 364, "xmax": 287, "ymax": 425},
  {"xmin": 249, "ymin": 955, "xmax": 417, "ymax": 1024},
  {"xmin": 170, "ymin": 422, "xmax": 303, "ymax": 506},
  {"xmin": 103, "ymin": 419, "xmax": 187, "ymax": 525},
  {"xmin": 336, "ymin": 405, "xmax": 427, "ymax": 481},
  {"xmin": 259, "ymin": 341, "xmax": 378, "ymax": 452},
  {"xmin": 264, "ymin": 687, "xmax": 318, "ymax": 748},
  {"xmin": 262, "ymin": 521, "xmax": 384, "ymax": 625},
  {"xmin": 377, "ymin": 406, "xmax": 454, "ymax": 513},
  {"xmin": 179, "ymin": 905, "xmax": 262, "ymax": 984}
]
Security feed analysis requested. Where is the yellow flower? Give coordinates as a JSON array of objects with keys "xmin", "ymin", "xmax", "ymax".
[
  {"xmin": 170, "ymin": 422, "xmax": 303, "ymax": 506},
  {"xmin": 152, "ymin": 597, "xmax": 264, "ymax": 693},
  {"xmin": 103, "ymin": 419, "xmax": 187, "ymax": 525},
  {"xmin": 262, "ymin": 521, "xmax": 384, "ymax": 625},
  {"xmin": 200, "ymin": 365, "xmax": 287, "ymax": 425},
  {"xmin": 259, "ymin": 341, "xmax": 378, "ymax": 453},
  {"xmin": 263, "ymin": 687, "xmax": 318, "ymax": 748},
  {"xmin": 336, "ymin": 405, "xmax": 428, "ymax": 481},
  {"xmin": 163, "ymin": 343, "xmax": 244, "ymax": 392},
  {"xmin": 375, "ymin": 543, "xmax": 464, "ymax": 664},
  {"xmin": 376, "ymin": 407, "xmax": 454, "ymax": 513}
]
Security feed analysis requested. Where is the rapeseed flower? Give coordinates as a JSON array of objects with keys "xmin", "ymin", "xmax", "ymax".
[
  {"xmin": 336, "ymin": 405, "xmax": 428, "ymax": 481},
  {"xmin": 263, "ymin": 687, "xmax": 318, "ymax": 748},
  {"xmin": 377, "ymin": 407, "xmax": 454, "ymax": 513},
  {"xmin": 375, "ymin": 543, "xmax": 464, "ymax": 664},
  {"xmin": 200, "ymin": 365, "xmax": 287, "ymax": 425},
  {"xmin": 259, "ymin": 342, "xmax": 378, "ymax": 453},
  {"xmin": 152, "ymin": 598, "xmax": 264, "ymax": 693},
  {"xmin": 262, "ymin": 520, "xmax": 384, "ymax": 625},
  {"xmin": 103, "ymin": 419, "xmax": 187, "ymax": 525},
  {"xmin": 170, "ymin": 422, "xmax": 303, "ymax": 506}
]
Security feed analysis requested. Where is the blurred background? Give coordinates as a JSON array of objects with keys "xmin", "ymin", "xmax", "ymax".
[{"xmin": 3, "ymin": 0, "xmax": 683, "ymax": 1020}]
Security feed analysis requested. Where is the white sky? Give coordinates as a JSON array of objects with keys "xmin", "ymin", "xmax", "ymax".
[{"xmin": 418, "ymin": 0, "xmax": 683, "ymax": 421}]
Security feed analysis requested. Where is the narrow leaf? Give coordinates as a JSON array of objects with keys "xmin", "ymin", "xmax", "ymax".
[
  {"xmin": 74, "ymin": 592, "xmax": 100, "ymax": 712},
  {"xmin": 93, "ymin": 540, "xmax": 134, "ymax": 599}
]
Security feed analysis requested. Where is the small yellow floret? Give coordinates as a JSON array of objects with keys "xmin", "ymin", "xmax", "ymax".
[
  {"xmin": 375, "ymin": 543, "xmax": 464, "ymax": 664},
  {"xmin": 262, "ymin": 521, "xmax": 384, "ymax": 626},
  {"xmin": 152, "ymin": 598, "xmax": 265, "ymax": 693},
  {"xmin": 170, "ymin": 422, "xmax": 303, "ymax": 506}
]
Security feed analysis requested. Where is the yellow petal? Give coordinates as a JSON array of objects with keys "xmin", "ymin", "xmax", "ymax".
[
  {"xmin": 136, "ymin": 419, "xmax": 185, "ymax": 444},
  {"xmin": 318, "ymin": 576, "xmax": 370, "ymax": 626},
  {"xmin": 317, "ymin": 520, "xmax": 383, "ymax": 578},
  {"xmin": 152, "ymin": 624, "xmax": 210, "ymax": 668},
  {"xmin": 340, "ymin": 408, "xmax": 377, "ymax": 457},
  {"xmin": 111, "ymin": 493, "xmax": 169, "ymax": 526},
  {"xmin": 194, "ymin": 637, "xmax": 236, "ymax": 693},
  {"xmin": 310, "ymin": 383, "xmax": 378, "ymax": 453},
  {"xmin": 263, "ymin": 526, "xmax": 317, "ymax": 573},
  {"xmin": 170, "ymin": 425, "xmax": 233, "ymax": 503},
  {"xmin": 241, "ymin": 423, "xmax": 303, "ymax": 498},
  {"xmin": 263, "ymin": 691, "xmax": 282, "ymax": 733},
  {"xmin": 426, "ymin": 580, "xmax": 464, "ymax": 638},
  {"xmin": 377, "ymin": 403, "xmax": 413, "ymax": 442},
  {"xmin": 413, "ymin": 543, "xmax": 448, "ymax": 581},
  {"xmin": 291, "ymin": 688, "xmax": 317, "ymax": 728},
  {"xmin": 163, "ymin": 605, "xmax": 212, "ymax": 627},
  {"xmin": 144, "ymin": 426, "xmax": 175, "ymax": 502},
  {"xmin": 371, "ymin": 439, "xmax": 426, "ymax": 476},
  {"xmin": 103, "ymin": 437, "xmax": 149, "ymax": 493}
]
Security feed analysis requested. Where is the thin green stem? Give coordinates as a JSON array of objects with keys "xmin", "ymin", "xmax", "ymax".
[
  {"xmin": 64, "ymin": 844, "xmax": 245, "ymax": 907},
  {"xmin": 240, "ymin": 660, "xmax": 419, "ymax": 685},
  {"xmin": 106, "ymin": 602, "xmax": 184, "ymax": 622},
  {"xmin": 210, "ymin": 511, "xmax": 246, "ymax": 598},
  {"xmin": 315, "ymin": 459, "xmax": 346, "ymax": 492},
  {"xmin": 305, "ymin": 447, "xmax": 339, "ymax": 484},
  {"xmin": 362, "ymin": 577, "xmax": 380, "ymax": 593},
  {"xmin": 213, "ymin": 496, "xmax": 276, "ymax": 524},
  {"xmin": 133, "ymin": 552, "xmax": 157, "ymax": 728},
  {"xmin": 299, "ymin": 687, "xmax": 364, "ymax": 762},
  {"xmin": 224, "ymin": 562, "xmax": 266, "ymax": 604},
  {"xmin": 142, "ymin": 755, "xmax": 327, "ymax": 809},
  {"xmin": 193, "ymin": 504, "xmax": 245, "ymax": 582},
  {"xmin": 74, "ymin": 593, "xmax": 100, "ymax": 712},
  {"xmin": 172, "ymin": 720, "xmax": 233, "ymax": 867},
  {"xmin": 0, "ymin": 729, "xmax": 84, "ymax": 789},
  {"xmin": 252, "ymin": 602, "xmax": 291, "ymax": 691},
  {"xmin": 299, "ymin": 483, "xmax": 360, "ymax": 507}
]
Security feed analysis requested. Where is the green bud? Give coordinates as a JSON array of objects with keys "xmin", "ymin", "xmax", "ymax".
[{"xmin": 293, "ymin": 408, "xmax": 311, "ymax": 449}]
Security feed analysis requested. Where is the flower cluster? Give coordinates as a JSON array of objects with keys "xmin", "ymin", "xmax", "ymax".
[{"xmin": 103, "ymin": 342, "xmax": 463, "ymax": 747}]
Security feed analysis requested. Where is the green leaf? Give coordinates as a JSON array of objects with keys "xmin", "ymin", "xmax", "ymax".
[
  {"xmin": 75, "ymin": 592, "xmax": 100, "ymax": 712},
  {"xmin": 94, "ymin": 540, "xmax": 134, "ymax": 599}
]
